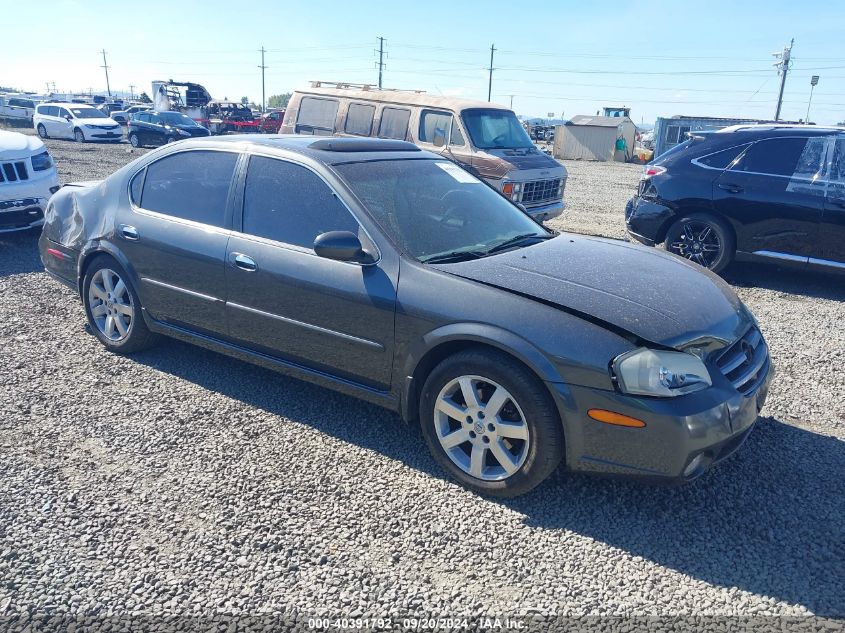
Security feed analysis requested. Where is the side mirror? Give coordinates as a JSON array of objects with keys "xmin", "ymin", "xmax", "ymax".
[
  {"xmin": 433, "ymin": 127, "xmax": 447, "ymax": 148},
  {"xmin": 64, "ymin": 115, "xmax": 72, "ymax": 121},
  {"xmin": 313, "ymin": 231, "xmax": 375, "ymax": 264}
]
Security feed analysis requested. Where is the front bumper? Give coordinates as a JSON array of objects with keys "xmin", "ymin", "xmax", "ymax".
[
  {"xmin": 524, "ymin": 199, "xmax": 565, "ymax": 222},
  {"xmin": 0, "ymin": 172, "xmax": 60, "ymax": 232},
  {"xmin": 547, "ymin": 361, "xmax": 773, "ymax": 482}
]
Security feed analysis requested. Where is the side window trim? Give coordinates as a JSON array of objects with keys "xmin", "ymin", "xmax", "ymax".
[
  {"xmin": 128, "ymin": 148, "xmax": 241, "ymax": 232},
  {"xmin": 235, "ymin": 152, "xmax": 380, "ymax": 264},
  {"xmin": 690, "ymin": 143, "xmax": 751, "ymax": 171},
  {"xmin": 727, "ymin": 135, "xmax": 829, "ymax": 182}
]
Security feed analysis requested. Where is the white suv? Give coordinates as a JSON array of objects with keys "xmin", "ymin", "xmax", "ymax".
[
  {"xmin": 33, "ymin": 102, "xmax": 123, "ymax": 143},
  {"xmin": 0, "ymin": 130, "xmax": 60, "ymax": 233}
]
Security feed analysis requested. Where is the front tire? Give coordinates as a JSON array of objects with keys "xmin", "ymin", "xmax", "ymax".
[
  {"xmin": 82, "ymin": 256, "xmax": 157, "ymax": 354},
  {"xmin": 74, "ymin": 128, "xmax": 85, "ymax": 143},
  {"xmin": 37, "ymin": 123, "xmax": 48, "ymax": 139},
  {"xmin": 419, "ymin": 348, "xmax": 564, "ymax": 497},
  {"xmin": 664, "ymin": 213, "xmax": 735, "ymax": 273}
]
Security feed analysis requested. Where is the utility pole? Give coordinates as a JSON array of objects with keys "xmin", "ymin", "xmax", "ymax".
[
  {"xmin": 129, "ymin": 84, "xmax": 135, "ymax": 101},
  {"xmin": 376, "ymin": 37, "xmax": 386, "ymax": 89},
  {"xmin": 487, "ymin": 44, "xmax": 496, "ymax": 102},
  {"xmin": 101, "ymin": 49, "xmax": 112, "ymax": 97},
  {"xmin": 773, "ymin": 38, "xmax": 793, "ymax": 121},
  {"xmin": 508, "ymin": 94, "xmax": 514, "ymax": 109},
  {"xmin": 806, "ymin": 75, "xmax": 819, "ymax": 123},
  {"xmin": 258, "ymin": 46, "xmax": 268, "ymax": 113}
]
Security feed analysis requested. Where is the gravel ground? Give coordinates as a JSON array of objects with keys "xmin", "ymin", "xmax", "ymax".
[{"xmin": 1, "ymin": 132, "xmax": 843, "ymax": 629}]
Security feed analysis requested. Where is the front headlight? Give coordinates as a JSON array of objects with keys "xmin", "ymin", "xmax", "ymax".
[
  {"xmin": 31, "ymin": 151, "xmax": 54, "ymax": 171},
  {"xmin": 84, "ymin": 124, "xmax": 96, "ymax": 129},
  {"xmin": 177, "ymin": 129, "xmax": 190, "ymax": 136},
  {"xmin": 612, "ymin": 348, "xmax": 711, "ymax": 397}
]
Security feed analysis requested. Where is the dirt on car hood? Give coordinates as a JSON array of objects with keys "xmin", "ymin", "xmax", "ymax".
[{"xmin": 432, "ymin": 233, "xmax": 752, "ymax": 350}]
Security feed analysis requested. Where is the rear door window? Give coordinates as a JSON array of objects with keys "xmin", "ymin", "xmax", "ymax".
[
  {"xmin": 697, "ymin": 144, "xmax": 750, "ymax": 169},
  {"xmin": 344, "ymin": 103, "xmax": 376, "ymax": 136},
  {"xmin": 731, "ymin": 137, "xmax": 826, "ymax": 178},
  {"xmin": 242, "ymin": 156, "xmax": 360, "ymax": 249},
  {"xmin": 378, "ymin": 107, "xmax": 410, "ymax": 140},
  {"xmin": 139, "ymin": 151, "xmax": 238, "ymax": 227},
  {"xmin": 295, "ymin": 97, "xmax": 338, "ymax": 135}
]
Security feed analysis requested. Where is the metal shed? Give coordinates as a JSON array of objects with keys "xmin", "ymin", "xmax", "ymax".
[
  {"xmin": 553, "ymin": 115, "xmax": 637, "ymax": 162},
  {"xmin": 653, "ymin": 115, "xmax": 801, "ymax": 158}
]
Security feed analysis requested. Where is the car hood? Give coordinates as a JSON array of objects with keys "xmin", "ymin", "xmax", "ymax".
[
  {"xmin": 472, "ymin": 147, "xmax": 563, "ymax": 179},
  {"xmin": 431, "ymin": 234, "xmax": 752, "ymax": 350},
  {"xmin": 0, "ymin": 130, "xmax": 46, "ymax": 160}
]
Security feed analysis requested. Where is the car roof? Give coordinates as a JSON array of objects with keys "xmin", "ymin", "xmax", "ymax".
[
  {"xmin": 707, "ymin": 124, "xmax": 843, "ymax": 139},
  {"xmin": 163, "ymin": 135, "xmax": 439, "ymax": 165}
]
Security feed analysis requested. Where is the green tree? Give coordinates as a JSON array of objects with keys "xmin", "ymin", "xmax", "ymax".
[
  {"xmin": 267, "ymin": 93, "xmax": 292, "ymax": 109},
  {"xmin": 138, "ymin": 92, "xmax": 152, "ymax": 103},
  {"xmin": 240, "ymin": 96, "xmax": 249, "ymax": 105}
]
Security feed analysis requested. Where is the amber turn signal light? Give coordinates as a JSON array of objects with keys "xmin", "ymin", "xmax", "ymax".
[{"xmin": 587, "ymin": 409, "xmax": 646, "ymax": 428}]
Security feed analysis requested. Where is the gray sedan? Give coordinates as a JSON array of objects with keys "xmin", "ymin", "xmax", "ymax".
[{"xmin": 38, "ymin": 136, "xmax": 772, "ymax": 496}]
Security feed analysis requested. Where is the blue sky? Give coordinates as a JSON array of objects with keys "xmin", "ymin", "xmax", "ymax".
[{"xmin": 5, "ymin": 0, "xmax": 844, "ymax": 125}]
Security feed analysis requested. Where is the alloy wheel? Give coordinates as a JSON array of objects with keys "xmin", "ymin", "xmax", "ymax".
[
  {"xmin": 433, "ymin": 375, "xmax": 530, "ymax": 481},
  {"xmin": 669, "ymin": 221, "xmax": 722, "ymax": 268},
  {"xmin": 87, "ymin": 268, "xmax": 133, "ymax": 342}
]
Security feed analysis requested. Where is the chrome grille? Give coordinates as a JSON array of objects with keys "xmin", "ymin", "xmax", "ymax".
[
  {"xmin": 715, "ymin": 328, "xmax": 769, "ymax": 396},
  {"xmin": 522, "ymin": 178, "xmax": 561, "ymax": 204},
  {"xmin": 0, "ymin": 161, "xmax": 29, "ymax": 184}
]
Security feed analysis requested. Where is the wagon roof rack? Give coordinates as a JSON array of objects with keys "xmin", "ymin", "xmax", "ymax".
[{"xmin": 309, "ymin": 80, "xmax": 426, "ymax": 94}]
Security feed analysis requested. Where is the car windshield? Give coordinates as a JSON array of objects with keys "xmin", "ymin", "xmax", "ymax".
[
  {"xmin": 335, "ymin": 159, "xmax": 550, "ymax": 262},
  {"xmin": 159, "ymin": 112, "xmax": 196, "ymax": 126},
  {"xmin": 70, "ymin": 107, "xmax": 107, "ymax": 119},
  {"xmin": 461, "ymin": 108, "xmax": 534, "ymax": 149}
]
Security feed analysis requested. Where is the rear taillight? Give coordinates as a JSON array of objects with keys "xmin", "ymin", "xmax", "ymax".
[{"xmin": 643, "ymin": 165, "xmax": 666, "ymax": 178}]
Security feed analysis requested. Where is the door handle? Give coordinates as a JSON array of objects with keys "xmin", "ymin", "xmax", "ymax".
[
  {"xmin": 718, "ymin": 183, "xmax": 744, "ymax": 194},
  {"xmin": 119, "ymin": 224, "xmax": 139, "ymax": 241},
  {"xmin": 231, "ymin": 253, "xmax": 257, "ymax": 272}
]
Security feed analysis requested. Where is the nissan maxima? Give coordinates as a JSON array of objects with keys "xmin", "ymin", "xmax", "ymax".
[{"xmin": 39, "ymin": 136, "xmax": 772, "ymax": 497}]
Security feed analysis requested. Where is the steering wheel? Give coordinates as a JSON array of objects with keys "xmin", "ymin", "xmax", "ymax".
[{"xmin": 439, "ymin": 190, "xmax": 479, "ymax": 229}]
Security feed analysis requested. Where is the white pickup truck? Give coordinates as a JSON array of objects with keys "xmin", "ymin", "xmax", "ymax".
[{"xmin": 0, "ymin": 95, "xmax": 36, "ymax": 126}]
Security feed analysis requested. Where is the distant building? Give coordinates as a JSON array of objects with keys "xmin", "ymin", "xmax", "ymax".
[
  {"xmin": 653, "ymin": 115, "xmax": 804, "ymax": 158},
  {"xmin": 553, "ymin": 114, "xmax": 637, "ymax": 162}
]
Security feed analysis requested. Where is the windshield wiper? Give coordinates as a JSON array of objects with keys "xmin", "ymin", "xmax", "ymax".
[
  {"xmin": 421, "ymin": 250, "xmax": 487, "ymax": 264},
  {"xmin": 485, "ymin": 233, "xmax": 554, "ymax": 255}
]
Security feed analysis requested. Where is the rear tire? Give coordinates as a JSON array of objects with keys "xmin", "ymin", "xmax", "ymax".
[
  {"xmin": 82, "ymin": 255, "xmax": 158, "ymax": 354},
  {"xmin": 419, "ymin": 348, "xmax": 564, "ymax": 497},
  {"xmin": 37, "ymin": 123, "xmax": 48, "ymax": 139},
  {"xmin": 664, "ymin": 213, "xmax": 735, "ymax": 273}
]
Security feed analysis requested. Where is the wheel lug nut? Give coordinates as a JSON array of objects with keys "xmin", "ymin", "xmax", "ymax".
[
  {"xmin": 466, "ymin": 416, "xmax": 473, "ymax": 424},
  {"xmin": 478, "ymin": 411, "xmax": 485, "ymax": 419},
  {"xmin": 487, "ymin": 423, "xmax": 495, "ymax": 432},
  {"xmin": 469, "ymin": 431, "xmax": 476, "ymax": 439},
  {"xmin": 482, "ymin": 436, "xmax": 490, "ymax": 444}
]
